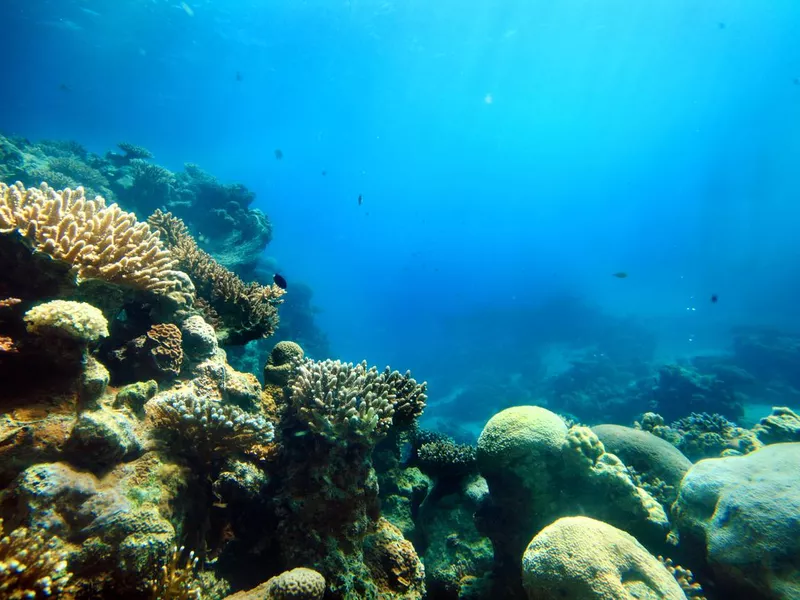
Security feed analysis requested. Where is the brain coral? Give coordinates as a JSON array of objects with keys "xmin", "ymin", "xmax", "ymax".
[
  {"xmin": 477, "ymin": 405, "xmax": 568, "ymax": 490},
  {"xmin": 522, "ymin": 516, "xmax": 686, "ymax": 600},
  {"xmin": 266, "ymin": 567, "xmax": 326, "ymax": 600}
]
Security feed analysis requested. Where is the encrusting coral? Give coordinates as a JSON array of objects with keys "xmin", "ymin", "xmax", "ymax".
[
  {"xmin": 0, "ymin": 518, "xmax": 73, "ymax": 599},
  {"xmin": 0, "ymin": 182, "xmax": 194, "ymax": 307},
  {"xmin": 148, "ymin": 209, "xmax": 283, "ymax": 345}
]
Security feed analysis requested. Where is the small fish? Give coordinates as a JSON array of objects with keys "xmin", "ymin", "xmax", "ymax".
[
  {"xmin": 711, "ymin": 294, "xmax": 718, "ymax": 303},
  {"xmin": 274, "ymin": 149, "xmax": 283, "ymax": 160},
  {"xmin": 321, "ymin": 170, "xmax": 327, "ymax": 176},
  {"xmin": 58, "ymin": 83, "xmax": 71, "ymax": 93},
  {"xmin": 235, "ymin": 71, "xmax": 243, "ymax": 82},
  {"xmin": 718, "ymin": 22, "xmax": 726, "ymax": 29},
  {"xmin": 794, "ymin": 77, "xmax": 800, "ymax": 86},
  {"xmin": 358, "ymin": 194, "xmax": 362, "ymax": 206},
  {"xmin": 180, "ymin": 2, "xmax": 194, "ymax": 17},
  {"xmin": 273, "ymin": 273, "xmax": 287, "ymax": 289},
  {"xmin": 612, "ymin": 272, "xmax": 628, "ymax": 279}
]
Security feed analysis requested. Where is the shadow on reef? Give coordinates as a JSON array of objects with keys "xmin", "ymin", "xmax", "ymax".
[{"xmin": 2, "ymin": 152, "xmax": 800, "ymax": 600}]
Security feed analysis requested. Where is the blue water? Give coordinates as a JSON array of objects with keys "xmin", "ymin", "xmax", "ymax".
[{"xmin": 3, "ymin": 0, "xmax": 800, "ymax": 424}]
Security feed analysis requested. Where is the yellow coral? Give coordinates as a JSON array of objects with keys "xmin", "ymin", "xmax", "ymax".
[
  {"xmin": 0, "ymin": 182, "xmax": 192, "ymax": 303},
  {"xmin": 0, "ymin": 519, "xmax": 72, "ymax": 599}
]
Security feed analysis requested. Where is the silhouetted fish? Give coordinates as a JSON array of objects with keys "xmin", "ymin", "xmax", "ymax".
[
  {"xmin": 711, "ymin": 294, "xmax": 718, "ymax": 303},
  {"xmin": 321, "ymin": 170, "xmax": 327, "ymax": 176},
  {"xmin": 274, "ymin": 149, "xmax": 283, "ymax": 160},
  {"xmin": 58, "ymin": 83, "xmax": 71, "ymax": 93},
  {"xmin": 273, "ymin": 273, "xmax": 287, "ymax": 289},
  {"xmin": 358, "ymin": 194, "xmax": 362, "ymax": 206},
  {"xmin": 235, "ymin": 71, "xmax": 243, "ymax": 82},
  {"xmin": 612, "ymin": 272, "xmax": 628, "ymax": 278}
]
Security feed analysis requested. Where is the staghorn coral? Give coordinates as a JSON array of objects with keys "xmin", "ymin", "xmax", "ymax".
[
  {"xmin": 0, "ymin": 182, "xmax": 193, "ymax": 306},
  {"xmin": 288, "ymin": 359, "xmax": 397, "ymax": 445},
  {"xmin": 150, "ymin": 545, "xmax": 201, "ymax": 600},
  {"xmin": 148, "ymin": 210, "xmax": 283, "ymax": 345},
  {"xmin": 0, "ymin": 518, "xmax": 72, "ymax": 599},
  {"xmin": 146, "ymin": 388, "xmax": 274, "ymax": 464}
]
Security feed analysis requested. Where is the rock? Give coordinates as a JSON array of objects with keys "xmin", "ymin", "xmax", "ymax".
[
  {"xmin": 522, "ymin": 516, "xmax": 686, "ymax": 600},
  {"xmin": 67, "ymin": 407, "xmax": 141, "ymax": 468},
  {"xmin": 673, "ymin": 442, "xmax": 800, "ymax": 599}
]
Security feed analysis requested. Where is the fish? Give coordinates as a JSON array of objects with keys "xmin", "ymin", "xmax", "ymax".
[
  {"xmin": 612, "ymin": 272, "xmax": 628, "ymax": 278},
  {"xmin": 358, "ymin": 194, "xmax": 362, "ymax": 206},
  {"xmin": 711, "ymin": 294, "xmax": 718, "ymax": 303},
  {"xmin": 274, "ymin": 149, "xmax": 283, "ymax": 160},
  {"xmin": 273, "ymin": 273, "xmax": 287, "ymax": 289},
  {"xmin": 180, "ymin": 2, "xmax": 194, "ymax": 17},
  {"xmin": 58, "ymin": 83, "xmax": 71, "ymax": 93},
  {"xmin": 235, "ymin": 71, "xmax": 243, "ymax": 82},
  {"xmin": 321, "ymin": 170, "xmax": 327, "ymax": 176}
]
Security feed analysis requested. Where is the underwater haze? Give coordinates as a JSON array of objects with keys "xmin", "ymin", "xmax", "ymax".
[
  {"xmin": 6, "ymin": 1, "xmax": 800, "ymax": 599},
  {"xmin": 3, "ymin": 0, "xmax": 800, "ymax": 419}
]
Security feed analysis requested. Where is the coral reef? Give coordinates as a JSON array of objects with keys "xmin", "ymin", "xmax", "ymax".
[
  {"xmin": 148, "ymin": 210, "xmax": 283, "ymax": 345},
  {"xmin": 521, "ymin": 516, "xmax": 686, "ymax": 600},
  {"xmin": 0, "ymin": 182, "xmax": 193, "ymax": 307},
  {"xmin": 673, "ymin": 442, "xmax": 800, "ymax": 600},
  {"xmin": 288, "ymin": 359, "xmax": 426, "ymax": 446}
]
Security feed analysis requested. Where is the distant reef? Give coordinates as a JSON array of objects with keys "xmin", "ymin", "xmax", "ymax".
[{"xmin": 0, "ymin": 135, "xmax": 272, "ymax": 278}]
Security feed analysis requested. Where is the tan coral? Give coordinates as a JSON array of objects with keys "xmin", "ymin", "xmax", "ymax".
[
  {"xmin": 148, "ymin": 210, "xmax": 283, "ymax": 344},
  {"xmin": 0, "ymin": 182, "xmax": 193, "ymax": 305}
]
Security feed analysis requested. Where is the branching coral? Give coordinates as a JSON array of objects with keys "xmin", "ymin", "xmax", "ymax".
[
  {"xmin": 148, "ymin": 210, "xmax": 283, "ymax": 344},
  {"xmin": 150, "ymin": 545, "xmax": 200, "ymax": 600},
  {"xmin": 416, "ymin": 440, "xmax": 476, "ymax": 480},
  {"xmin": 0, "ymin": 182, "xmax": 193, "ymax": 306},
  {"xmin": 659, "ymin": 556, "xmax": 707, "ymax": 599},
  {"xmin": 288, "ymin": 359, "xmax": 397, "ymax": 445},
  {"xmin": 384, "ymin": 370, "xmax": 427, "ymax": 427},
  {"xmin": 147, "ymin": 388, "xmax": 274, "ymax": 463},
  {"xmin": 0, "ymin": 519, "xmax": 72, "ymax": 599}
]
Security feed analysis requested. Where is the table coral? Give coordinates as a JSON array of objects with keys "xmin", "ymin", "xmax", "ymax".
[{"xmin": 0, "ymin": 182, "xmax": 193, "ymax": 307}]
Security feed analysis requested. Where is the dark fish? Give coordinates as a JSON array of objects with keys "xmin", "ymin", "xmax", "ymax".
[
  {"xmin": 718, "ymin": 21, "xmax": 726, "ymax": 29},
  {"xmin": 711, "ymin": 294, "xmax": 718, "ymax": 303},
  {"xmin": 794, "ymin": 77, "xmax": 800, "ymax": 86},
  {"xmin": 358, "ymin": 194, "xmax": 362, "ymax": 205},
  {"xmin": 612, "ymin": 272, "xmax": 628, "ymax": 279},
  {"xmin": 235, "ymin": 71, "xmax": 243, "ymax": 81},
  {"xmin": 274, "ymin": 149, "xmax": 283, "ymax": 160},
  {"xmin": 273, "ymin": 273, "xmax": 287, "ymax": 289},
  {"xmin": 321, "ymin": 170, "xmax": 327, "ymax": 176},
  {"xmin": 58, "ymin": 83, "xmax": 71, "ymax": 92}
]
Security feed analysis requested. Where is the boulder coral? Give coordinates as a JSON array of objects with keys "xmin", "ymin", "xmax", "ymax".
[
  {"xmin": 521, "ymin": 516, "xmax": 687, "ymax": 600},
  {"xmin": 673, "ymin": 442, "xmax": 800, "ymax": 599}
]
